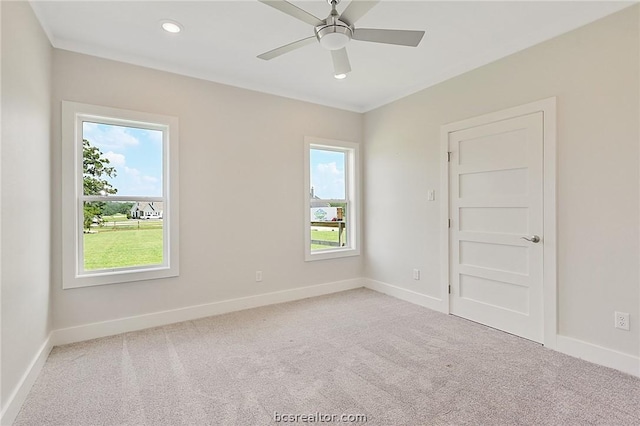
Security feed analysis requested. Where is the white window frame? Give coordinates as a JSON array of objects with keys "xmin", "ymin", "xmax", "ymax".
[
  {"xmin": 304, "ymin": 137, "xmax": 360, "ymax": 261},
  {"xmin": 62, "ymin": 101, "xmax": 179, "ymax": 289}
]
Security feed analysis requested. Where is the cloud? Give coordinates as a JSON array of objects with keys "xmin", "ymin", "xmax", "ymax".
[
  {"xmin": 103, "ymin": 151, "xmax": 126, "ymax": 167},
  {"xmin": 122, "ymin": 167, "xmax": 162, "ymax": 196},
  {"xmin": 124, "ymin": 166, "xmax": 140, "ymax": 177},
  {"xmin": 82, "ymin": 122, "xmax": 162, "ymax": 196},
  {"xmin": 317, "ymin": 162, "xmax": 341, "ymax": 175},
  {"xmin": 83, "ymin": 122, "xmax": 140, "ymax": 150},
  {"xmin": 312, "ymin": 162, "xmax": 345, "ymax": 199}
]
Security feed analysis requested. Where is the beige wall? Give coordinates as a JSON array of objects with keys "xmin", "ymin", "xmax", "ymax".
[
  {"xmin": 50, "ymin": 50, "xmax": 363, "ymax": 330},
  {"xmin": 1, "ymin": 1, "xmax": 53, "ymax": 411},
  {"xmin": 364, "ymin": 6, "xmax": 639, "ymax": 356}
]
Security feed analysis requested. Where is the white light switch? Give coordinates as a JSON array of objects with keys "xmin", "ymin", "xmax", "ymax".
[{"xmin": 427, "ymin": 190, "xmax": 435, "ymax": 201}]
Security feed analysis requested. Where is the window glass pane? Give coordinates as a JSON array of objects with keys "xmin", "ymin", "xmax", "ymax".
[
  {"xmin": 309, "ymin": 147, "xmax": 348, "ymax": 253},
  {"xmin": 83, "ymin": 201, "xmax": 163, "ymax": 271},
  {"xmin": 309, "ymin": 149, "xmax": 345, "ymax": 200},
  {"xmin": 82, "ymin": 122, "xmax": 163, "ymax": 197},
  {"xmin": 310, "ymin": 203, "xmax": 347, "ymax": 252}
]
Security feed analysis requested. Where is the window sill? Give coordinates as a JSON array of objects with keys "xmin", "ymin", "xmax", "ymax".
[
  {"xmin": 305, "ymin": 247, "xmax": 360, "ymax": 262},
  {"xmin": 64, "ymin": 265, "xmax": 178, "ymax": 289}
]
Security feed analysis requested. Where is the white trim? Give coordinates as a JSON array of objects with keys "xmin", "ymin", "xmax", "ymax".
[
  {"xmin": 439, "ymin": 124, "xmax": 451, "ymax": 306},
  {"xmin": 363, "ymin": 278, "xmax": 447, "ymax": 313},
  {"xmin": 304, "ymin": 137, "xmax": 361, "ymax": 262},
  {"xmin": 4, "ymin": 280, "xmax": 637, "ymax": 426},
  {"xmin": 541, "ymin": 99, "xmax": 558, "ymax": 349},
  {"xmin": 440, "ymin": 97, "xmax": 558, "ymax": 348},
  {"xmin": 637, "ymin": 4, "xmax": 640, "ymax": 382},
  {"xmin": 556, "ymin": 335, "xmax": 639, "ymax": 378},
  {"xmin": 52, "ymin": 279, "xmax": 365, "ymax": 346},
  {"xmin": 61, "ymin": 101, "xmax": 180, "ymax": 289},
  {"xmin": 362, "ymin": 281, "xmax": 638, "ymax": 377},
  {"xmin": 0, "ymin": 0, "xmax": 3, "ymax": 421},
  {"xmin": 0, "ymin": 336, "xmax": 53, "ymax": 426}
]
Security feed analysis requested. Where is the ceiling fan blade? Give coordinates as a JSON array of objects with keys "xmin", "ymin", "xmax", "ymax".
[
  {"xmin": 258, "ymin": 36, "xmax": 316, "ymax": 60},
  {"xmin": 331, "ymin": 48, "xmax": 351, "ymax": 76},
  {"xmin": 340, "ymin": 0, "xmax": 379, "ymax": 26},
  {"xmin": 259, "ymin": 0, "xmax": 324, "ymax": 26},
  {"xmin": 353, "ymin": 28, "xmax": 425, "ymax": 47}
]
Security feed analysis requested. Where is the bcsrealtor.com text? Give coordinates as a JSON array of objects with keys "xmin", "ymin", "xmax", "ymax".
[{"xmin": 274, "ymin": 412, "xmax": 367, "ymax": 423}]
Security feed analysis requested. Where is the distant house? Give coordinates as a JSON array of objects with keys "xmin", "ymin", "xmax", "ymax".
[
  {"xmin": 130, "ymin": 201, "xmax": 163, "ymax": 219},
  {"xmin": 310, "ymin": 186, "xmax": 330, "ymax": 208}
]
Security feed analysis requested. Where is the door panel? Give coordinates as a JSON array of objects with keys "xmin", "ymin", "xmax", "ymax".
[
  {"xmin": 459, "ymin": 274, "xmax": 529, "ymax": 315},
  {"xmin": 449, "ymin": 112, "xmax": 543, "ymax": 342},
  {"xmin": 459, "ymin": 241, "xmax": 529, "ymax": 274},
  {"xmin": 459, "ymin": 168, "xmax": 528, "ymax": 197},
  {"xmin": 459, "ymin": 207, "xmax": 528, "ymax": 234},
  {"xmin": 458, "ymin": 129, "xmax": 527, "ymax": 168}
]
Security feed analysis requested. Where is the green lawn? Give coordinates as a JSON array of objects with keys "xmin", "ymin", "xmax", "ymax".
[
  {"xmin": 84, "ymin": 228, "xmax": 163, "ymax": 270},
  {"xmin": 101, "ymin": 213, "xmax": 128, "ymax": 222},
  {"xmin": 84, "ymin": 225, "xmax": 340, "ymax": 269},
  {"xmin": 311, "ymin": 229, "xmax": 347, "ymax": 251}
]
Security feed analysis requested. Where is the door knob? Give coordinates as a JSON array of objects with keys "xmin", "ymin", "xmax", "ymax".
[{"xmin": 521, "ymin": 235, "xmax": 540, "ymax": 243}]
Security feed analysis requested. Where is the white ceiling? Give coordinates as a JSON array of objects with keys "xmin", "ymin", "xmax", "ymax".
[{"xmin": 31, "ymin": 1, "xmax": 634, "ymax": 112}]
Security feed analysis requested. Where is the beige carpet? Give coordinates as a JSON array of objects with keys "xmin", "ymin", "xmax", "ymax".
[{"xmin": 14, "ymin": 288, "xmax": 640, "ymax": 425}]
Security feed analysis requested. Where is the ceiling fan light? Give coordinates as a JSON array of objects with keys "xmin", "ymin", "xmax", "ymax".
[
  {"xmin": 315, "ymin": 22, "xmax": 353, "ymax": 50},
  {"xmin": 320, "ymin": 32, "xmax": 349, "ymax": 50}
]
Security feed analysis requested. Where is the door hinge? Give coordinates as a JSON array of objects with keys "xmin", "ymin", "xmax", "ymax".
[
  {"xmin": 448, "ymin": 219, "xmax": 451, "ymax": 228},
  {"xmin": 447, "ymin": 152, "xmax": 452, "ymax": 162},
  {"xmin": 448, "ymin": 285, "xmax": 452, "ymax": 294}
]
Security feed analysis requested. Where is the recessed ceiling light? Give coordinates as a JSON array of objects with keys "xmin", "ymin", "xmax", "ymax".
[
  {"xmin": 334, "ymin": 73, "xmax": 347, "ymax": 80},
  {"xmin": 161, "ymin": 20, "xmax": 182, "ymax": 34}
]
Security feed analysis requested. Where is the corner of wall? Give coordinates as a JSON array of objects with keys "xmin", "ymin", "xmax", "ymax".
[
  {"xmin": 1, "ymin": 0, "xmax": 54, "ymax": 423},
  {"xmin": 0, "ymin": 337, "xmax": 53, "ymax": 426},
  {"xmin": 363, "ymin": 278, "xmax": 447, "ymax": 314}
]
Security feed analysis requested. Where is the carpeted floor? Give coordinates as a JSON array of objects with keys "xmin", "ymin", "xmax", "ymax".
[{"xmin": 14, "ymin": 288, "xmax": 640, "ymax": 425}]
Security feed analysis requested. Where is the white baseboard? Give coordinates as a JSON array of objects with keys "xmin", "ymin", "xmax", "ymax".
[
  {"xmin": 556, "ymin": 335, "xmax": 639, "ymax": 378},
  {"xmin": 363, "ymin": 278, "xmax": 447, "ymax": 313},
  {"xmin": 1, "ymin": 335, "xmax": 53, "ymax": 426},
  {"xmin": 362, "ymin": 278, "xmax": 639, "ymax": 378},
  {"xmin": 6, "ymin": 278, "xmax": 637, "ymax": 426},
  {"xmin": 52, "ymin": 278, "xmax": 365, "ymax": 346}
]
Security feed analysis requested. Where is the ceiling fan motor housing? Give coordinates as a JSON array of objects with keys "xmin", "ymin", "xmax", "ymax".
[{"xmin": 315, "ymin": 19, "xmax": 353, "ymax": 50}]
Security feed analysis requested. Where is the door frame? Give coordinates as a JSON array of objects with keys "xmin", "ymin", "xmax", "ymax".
[{"xmin": 439, "ymin": 97, "xmax": 557, "ymax": 348}]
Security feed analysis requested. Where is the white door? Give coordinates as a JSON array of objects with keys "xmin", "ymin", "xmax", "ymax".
[{"xmin": 449, "ymin": 112, "xmax": 544, "ymax": 343}]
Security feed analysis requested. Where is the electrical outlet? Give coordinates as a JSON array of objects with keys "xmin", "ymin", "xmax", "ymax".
[
  {"xmin": 413, "ymin": 269, "xmax": 420, "ymax": 280},
  {"xmin": 614, "ymin": 311, "xmax": 629, "ymax": 331},
  {"xmin": 255, "ymin": 271, "xmax": 263, "ymax": 282}
]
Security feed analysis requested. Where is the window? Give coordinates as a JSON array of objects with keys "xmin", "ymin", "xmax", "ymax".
[
  {"xmin": 62, "ymin": 102, "xmax": 179, "ymax": 288},
  {"xmin": 304, "ymin": 137, "xmax": 360, "ymax": 261}
]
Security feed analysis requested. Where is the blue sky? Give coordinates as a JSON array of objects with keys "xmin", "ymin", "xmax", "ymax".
[
  {"xmin": 83, "ymin": 122, "xmax": 162, "ymax": 197},
  {"xmin": 310, "ymin": 149, "xmax": 345, "ymax": 199}
]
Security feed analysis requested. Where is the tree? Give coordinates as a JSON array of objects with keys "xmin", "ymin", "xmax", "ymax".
[
  {"xmin": 83, "ymin": 139, "xmax": 117, "ymax": 231},
  {"xmin": 101, "ymin": 201, "xmax": 134, "ymax": 217}
]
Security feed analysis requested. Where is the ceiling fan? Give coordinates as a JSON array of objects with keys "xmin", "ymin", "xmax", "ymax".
[{"xmin": 257, "ymin": 0, "xmax": 425, "ymax": 78}]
